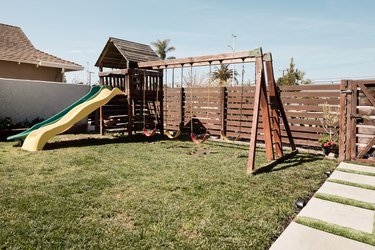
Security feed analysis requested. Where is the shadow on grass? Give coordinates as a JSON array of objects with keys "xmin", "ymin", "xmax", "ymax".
[
  {"xmin": 43, "ymin": 133, "xmax": 165, "ymax": 150},
  {"xmin": 253, "ymin": 153, "xmax": 327, "ymax": 175},
  {"xmin": 43, "ymin": 132, "xmax": 197, "ymax": 150}
]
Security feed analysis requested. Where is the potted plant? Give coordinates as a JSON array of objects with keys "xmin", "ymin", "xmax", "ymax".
[
  {"xmin": 319, "ymin": 134, "xmax": 338, "ymax": 156},
  {"xmin": 319, "ymin": 103, "xmax": 339, "ymax": 157}
]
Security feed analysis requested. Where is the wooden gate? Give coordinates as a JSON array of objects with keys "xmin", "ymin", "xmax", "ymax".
[{"xmin": 340, "ymin": 80, "xmax": 375, "ymax": 163}]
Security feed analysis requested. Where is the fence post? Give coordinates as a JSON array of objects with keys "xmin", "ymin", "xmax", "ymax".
[
  {"xmin": 127, "ymin": 70, "xmax": 133, "ymax": 137},
  {"xmin": 159, "ymin": 71, "xmax": 164, "ymax": 135},
  {"xmin": 220, "ymin": 87, "xmax": 226, "ymax": 135},
  {"xmin": 349, "ymin": 81, "xmax": 357, "ymax": 160},
  {"xmin": 339, "ymin": 80, "xmax": 348, "ymax": 161},
  {"xmin": 180, "ymin": 87, "xmax": 185, "ymax": 131}
]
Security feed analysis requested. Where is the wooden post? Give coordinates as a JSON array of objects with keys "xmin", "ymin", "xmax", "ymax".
[
  {"xmin": 248, "ymin": 55, "xmax": 264, "ymax": 174},
  {"xmin": 99, "ymin": 66, "xmax": 103, "ymax": 85},
  {"xmin": 339, "ymin": 80, "xmax": 348, "ymax": 161},
  {"xmin": 265, "ymin": 59, "xmax": 283, "ymax": 157},
  {"xmin": 260, "ymin": 74, "xmax": 274, "ymax": 161},
  {"xmin": 345, "ymin": 80, "xmax": 353, "ymax": 161},
  {"xmin": 350, "ymin": 80, "xmax": 357, "ymax": 160},
  {"xmin": 99, "ymin": 106, "xmax": 103, "ymax": 135},
  {"xmin": 180, "ymin": 87, "xmax": 185, "ymax": 131},
  {"xmin": 159, "ymin": 70, "xmax": 164, "ymax": 134},
  {"xmin": 220, "ymin": 86, "xmax": 226, "ymax": 135},
  {"xmin": 127, "ymin": 70, "xmax": 133, "ymax": 137}
]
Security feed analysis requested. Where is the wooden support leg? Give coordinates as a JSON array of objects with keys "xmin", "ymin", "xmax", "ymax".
[
  {"xmin": 265, "ymin": 59, "xmax": 283, "ymax": 157},
  {"xmin": 127, "ymin": 98, "xmax": 133, "ymax": 137},
  {"xmin": 99, "ymin": 106, "xmax": 103, "ymax": 136},
  {"xmin": 260, "ymin": 76, "xmax": 274, "ymax": 161},
  {"xmin": 248, "ymin": 56, "xmax": 264, "ymax": 174}
]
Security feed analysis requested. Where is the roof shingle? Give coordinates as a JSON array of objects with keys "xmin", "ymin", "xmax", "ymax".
[
  {"xmin": 95, "ymin": 37, "xmax": 159, "ymax": 69},
  {"xmin": 0, "ymin": 23, "xmax": 83, "ymax": 71}
]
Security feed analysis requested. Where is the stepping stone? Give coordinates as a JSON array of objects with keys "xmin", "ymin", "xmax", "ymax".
[
  {"xmin": 270, "ymin": 222, "xmax": 374, "ymax": 250},
  {"xmin": 317, "ymin": 181, "xmax": 375, "ymax": 204},
  {"xmin": 330, "ymin": 171, "xmax": 375, "ymax": 187},
  {"xmin": 298, "ymin": 198, "xmax": 374, "ymax": 233},
  {"xmin": 338, "ymin": 162, "xmax": 375, "ymax": 174}
]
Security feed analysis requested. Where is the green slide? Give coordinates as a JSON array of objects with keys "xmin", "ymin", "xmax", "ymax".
[{"xmin": 7, "ymin": 85, "xmax": 110, "ymax": 141}]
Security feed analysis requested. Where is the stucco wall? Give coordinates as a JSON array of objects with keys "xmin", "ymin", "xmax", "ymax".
[
  {"xmin": 0, "ymin": 61, "xmax": 63, "ymax": 82},
  {"xmin": 0, "ymin": 78, "xmax": 91, "ymax": 127}
]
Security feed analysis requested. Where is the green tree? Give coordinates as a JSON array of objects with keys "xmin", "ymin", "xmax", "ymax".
[
  {"xmin": 277, "ymin": 58, "xmax": 311, "ymax": 86},
  {"xmin": 151, "ymin": 39, "xmax": 176, "ymax": 60},
  {"xmin": 211, "ymin": 64, "xmax": 238, "ymax": 86}
]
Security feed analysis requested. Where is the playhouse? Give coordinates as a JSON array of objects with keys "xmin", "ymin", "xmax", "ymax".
[{"xmin": 94, "ymin": 37, "xmax": 164, "ymax": 136}]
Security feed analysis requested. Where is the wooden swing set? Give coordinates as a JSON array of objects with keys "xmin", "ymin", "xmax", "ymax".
[{"xmin": 139, "ymin": 48, "xmax": 297, "ymax": 174}]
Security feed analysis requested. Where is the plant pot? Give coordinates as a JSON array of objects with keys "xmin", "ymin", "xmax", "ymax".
[{"xmin": 323, "ymin": 147, "xmax": 330, "ymax": 156}]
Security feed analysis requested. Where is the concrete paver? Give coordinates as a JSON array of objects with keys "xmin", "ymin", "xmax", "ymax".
[
  {"xmin": 269, "ymin": 222, "xmax": 375, "ymax": 250},
  {"xmin": 329, "ymin": 170, "xmax": 375, "ymax": 187},
  {"xmin": 317, "ymin": 181, "xmax": 375, "ymax": 204},
  {"xmin": 270, "ymin": 162, "xmax": 375, "ymax": 249},
  {"xmin": 298, "ymin": 198, "xmax": 374, "ymax": 233},
  {"xmin": 338, "ymin": 162, "xmax": 375, "ymax": 174}
]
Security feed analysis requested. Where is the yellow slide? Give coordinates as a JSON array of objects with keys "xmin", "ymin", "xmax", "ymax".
[{"xmin": 22, "ymin": 88, "xmax": 124, "ymax": 151}]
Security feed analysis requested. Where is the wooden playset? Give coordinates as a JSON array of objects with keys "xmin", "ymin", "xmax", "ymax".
[{"xmin": 95, "ymin": 38, "xmax": 297, "ymax": 174}]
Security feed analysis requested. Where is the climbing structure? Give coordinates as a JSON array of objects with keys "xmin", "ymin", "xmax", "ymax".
[{"xmin": 95, "ymin": 38, "xmax": 164, "ymax": 136}]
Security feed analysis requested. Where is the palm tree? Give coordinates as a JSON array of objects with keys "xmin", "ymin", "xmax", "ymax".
[
  {"xmin": 151, "ymin": 39, "xmax": 175, "ymax": 60},
  {"xmin": 211, "ymin": 64, "xmax": 238, "ymax": 86}
]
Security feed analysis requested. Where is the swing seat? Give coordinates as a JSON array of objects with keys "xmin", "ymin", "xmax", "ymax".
[
  {"xmin": 143, "ymin": 127, "xmax": 157, "ymax": 137},
  {"xmin": 191, "ymin": 133, "xmax": 209, "ymax": 144},
  {"xmin": 220, "ymin": 130, "xmax": 241, "ymax": 142},
  {"xmin": 164, "ymin": 129, "xmax": 181, "ymax": 139}
]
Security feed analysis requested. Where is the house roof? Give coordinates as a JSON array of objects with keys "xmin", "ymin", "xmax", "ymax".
[
  {"xmin": 95, "ymin": 37, "xmax": 160, "ymax": 69},
  {"xmin": 0, "ymin": 23, "xmax": 83, "ymax": 71}
]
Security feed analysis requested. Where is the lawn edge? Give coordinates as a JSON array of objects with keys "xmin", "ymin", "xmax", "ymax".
[
  {"xmin": 295, "ymin": 216, "xmax": 375, "ymax": 246},
  {"xmin": 336, "ymin": 168, "xmax": 375, "ymax": 177},
  {"xmin": 314, "ymin": 193, "xmax": 375, "ymax": 211},
  {"xmin": 327, "ymin": 179, "xmax": 375, "ymax": 191}
]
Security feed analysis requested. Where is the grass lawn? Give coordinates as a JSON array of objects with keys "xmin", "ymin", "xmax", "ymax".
[{"xmin": 0, "ymin": 134, "xmax": 336, "ymax": 249}]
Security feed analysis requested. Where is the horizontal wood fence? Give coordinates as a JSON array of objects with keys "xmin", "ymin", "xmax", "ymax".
[{"xmin": 163, "ymin": 84, "xmax": 341, "ymax": 148}]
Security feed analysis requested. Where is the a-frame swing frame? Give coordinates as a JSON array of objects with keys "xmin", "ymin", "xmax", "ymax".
[
  {"xmin": 248, "ymin": 52, "xmax": 298, "ymax": 174},
  {"xmin": 138, "ymin": 47, "xmax": 297, "ymax": 175}
]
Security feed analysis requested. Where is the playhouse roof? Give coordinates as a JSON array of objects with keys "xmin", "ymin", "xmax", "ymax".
[
  {"xmin": 95, "ymin": 37, "xmax": 160, "ymax": 69},
  {"xmin": 0, "ymin": 23, "xmax": 83, "ymax": 71}
]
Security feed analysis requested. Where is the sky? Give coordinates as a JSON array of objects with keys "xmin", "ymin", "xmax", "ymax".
[{"xmin": 1, "ymin": 0, "xmax": 375, "ymax": 84}]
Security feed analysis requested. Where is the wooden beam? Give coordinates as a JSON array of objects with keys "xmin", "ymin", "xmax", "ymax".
[
  {"xmin": 357, "ymin": 82, "xmax": 375, "ymax": 107},
  {"xmin": 127, "ymin": 73, "xmax": 133, "ymax": 137},
  {"xmin": 260, "ymin": 71, "xmax": 274, "ymax": 161},
  {"xmin": 248, "ymin": 55, "xmax": 264, "ymax": 174},
  {"xmin": 339, "ymin": 80, "xmax": 349, "ymax": 161},
  {"xmin": 346, "ymin": 81, "xmax": 353, "ymax": 161},
  {"xmin": 357, "ymin": 136, "xmax": 375, "ymax": 159},
  {"xmin": 159, "ymin": 73, "xmax": 164, "ymax": 134},
  {"xmin": 220, "ymin": 87, "xmax": 226, "ymax": 134},
  {"xmin": 265, "ymin": 59, "xmax": 283, "ymax": 158},
  {"xmin": 350, "ymin": 81, "xmax": 357, "ymax": 160},
  {"xmin": 99, "ymin": 106, "xmax": 103, "ymax": 135},
  {"xmin": 138, "ymin": 49, "xmax": 262, "ymax": 69},
  {"xmin": 99, "ymin": 69, "xmax": 129, "ymax": 77},
  {"xmin": 180, "ymin": 87, "xmax": 185, "ymax": 131}
]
